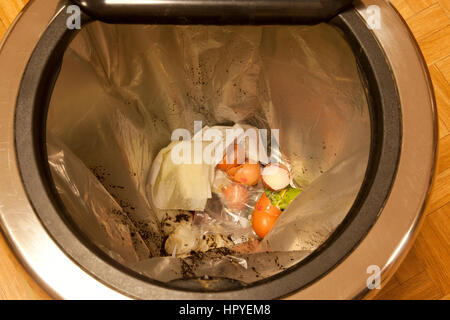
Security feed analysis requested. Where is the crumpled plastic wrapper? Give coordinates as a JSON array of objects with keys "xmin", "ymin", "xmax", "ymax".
[
  {"xmin": 149, "ymin": 123, "xmax": 257, "ymax": 213},
  {"xmin": 46, "ymin": 21, "xmax": 370, "ymax": 288}
]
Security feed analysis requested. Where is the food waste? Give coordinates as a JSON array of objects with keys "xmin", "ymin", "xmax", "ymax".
[{"xmin": 150, "ymin": 124, "xmax": 302, "ymax": 257}]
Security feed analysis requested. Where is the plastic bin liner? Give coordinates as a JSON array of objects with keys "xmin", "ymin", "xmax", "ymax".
[{"xmin": 46, "ymin": 22, "xmax": 370, "ymax": 285}]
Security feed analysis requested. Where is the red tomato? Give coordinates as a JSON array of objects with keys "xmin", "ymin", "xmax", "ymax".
[{"xmin": 252, "ymin": 193, "xmax": 282, "ymax": 238}]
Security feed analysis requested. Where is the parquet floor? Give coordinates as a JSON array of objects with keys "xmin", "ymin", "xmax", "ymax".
[
  {"xmin": 0, "ymin": 0, "xmax": 449, "ymax": 299},
  {"xmin": 371, "ymin": 0, "xmax": 450, "ymax": 301}
]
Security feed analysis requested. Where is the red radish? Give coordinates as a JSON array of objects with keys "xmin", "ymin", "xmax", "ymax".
[
  {"xmin": 261, "ymin": 163, "xmax": 290, "ymax": 191},
  {"xmin": 222, "ymin": 184, "xmax": 249, "ymax": 210},
  {"xmin": 228, "ymin": 162, "xmax": 261, "ymax": 186}
]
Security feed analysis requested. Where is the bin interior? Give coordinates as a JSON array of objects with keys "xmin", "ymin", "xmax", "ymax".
[{"xmin": 45, "ymin": 21, "xmax": 371, "ymax": 289}]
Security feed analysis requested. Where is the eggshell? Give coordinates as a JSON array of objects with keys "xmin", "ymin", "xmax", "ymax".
[
  {"xmin": 261, "ymin": 163, "xmax": 290, "ymax": 191},
  {"xmin": 251, "ymin": 193, "xmax": 282, "ymax": 238},
  {"xmin": 217, "ymin": 143, "xmax": 245, "ymax": 171},
  {"xmin": 230, "ymin": 162, "xmax": 261, "ymax": 186},
  {"xmin": 222, "ymin": 184, "xmax": 249, "ymax": 210}
]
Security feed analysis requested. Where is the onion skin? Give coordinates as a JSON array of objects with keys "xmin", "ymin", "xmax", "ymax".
[{"xmin": 251, "ymin": 193, "xmax": 282, "ymax": 238}]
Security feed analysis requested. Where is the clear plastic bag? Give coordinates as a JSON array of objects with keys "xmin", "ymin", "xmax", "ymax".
[
  {"xmin": 46, "ymin": 22, "xmax": 370, "ymax": 285},
  {"xmin": 195, "ymin": 176, "xmax": 264, "ymax": 244}
]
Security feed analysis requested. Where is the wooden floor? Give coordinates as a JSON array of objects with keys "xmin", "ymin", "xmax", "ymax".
[{"xmin": 0, "ymin": 0, "xmax": 449, "ymax": 300}]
